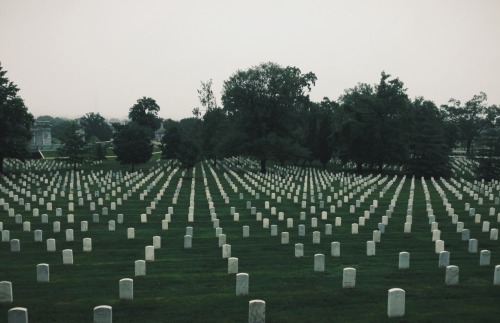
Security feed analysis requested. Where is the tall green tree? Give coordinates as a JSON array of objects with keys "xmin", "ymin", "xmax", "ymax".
[
  {"xmin": 222, "ymin": 62, "xmax": 316, "ymax": 173},
  {"xmin": 57, "ymin": 122, "xmax": 88, "ymax": 171},
  {"xmin": 305, "ymin": 98, "xmax": 337, "ymax": 168},
  {"xmin": 335, "ymin": 83, "xmax": 378, "ymax": 170},
  {"xmin": 475, "ymin": 120, "xmax": 500, "ymax": 180},
  {"xmin": 196, "ymin": 80, "xmax": 229, "ymax": 166},
  {"xmin": 336, "ymin": 72, "xmax": 411, "ymax": 170},
  {"xmin": 202, "ymin": 107, "xmax": 229, "ymax": 167},
  {"xmin": 0, "ymin": 62, "xmax": 34, "ymax": 174},
  {"xmin": 405, "ymin": 98, "xmax": 452, "ymax": 178},
  {"xmin": 113, "ymin": 122, "xmax": 153, "ymax": 171},
  {"xmin": 160, "ymin": 119, "xmax": 182, "ymax": 166},
  {"xmin": 80, "ymin": 112, "xmax": 113, "ymax": 141},
  {"xmin": 129, "ymin": 97, "xmax": 161, "ymax": 137},
  {"xmin": 442, "ymin": 92, "xmax": 497, "ymax": 156}
]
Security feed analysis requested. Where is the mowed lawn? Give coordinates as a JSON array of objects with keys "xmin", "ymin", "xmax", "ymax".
[{"xmin": 1, "ymin": 158, "xmax": 499, "ymax": 322}]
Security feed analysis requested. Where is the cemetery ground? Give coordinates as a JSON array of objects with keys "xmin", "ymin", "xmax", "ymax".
[{"xmin": 1, "ymin": 158, "xmax": 499, "ymax": 322}]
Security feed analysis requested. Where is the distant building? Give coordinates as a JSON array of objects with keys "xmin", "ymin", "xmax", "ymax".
[
  {"xmin": 30, "ymin": 121, "xmax": 52, "ymax": 150},
  {"xmin": 155, "ymin": 123, "xmax": 165, "ymax": 142}
]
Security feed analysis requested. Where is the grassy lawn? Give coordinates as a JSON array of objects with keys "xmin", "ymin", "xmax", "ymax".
[{"xmin": 0, "ymin": 158, "xmax": 499, "ymax": 322}]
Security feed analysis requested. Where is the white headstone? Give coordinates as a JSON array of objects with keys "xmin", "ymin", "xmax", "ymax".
[
  {"xmin": 399, "ymin": 252, "xmax": 410, "ymax": 269},
  {"xmin": 7, "ymin": 307, "xmax": 28, "ymax": 323},
  {"xmin": 0, "ymin": 281, "xmax": 13, "ymax": 303},
  {"xmin": 445, "ymin": 265, "xmax": 459, "ymax": 285},
  {"xmin": 343, "ymin": 267, "xmax": 356, "ymax": 288},
  {"xmin": 63, "ymin": 249, "xmax": 73, "ymax": 265},
  {"xmin": 37, "ymin": 263, "xmax": 49, "ymax": 283},
  {"xmin": 331, "ymin": 242, "xmax": 340, "ymax": 257},
  {"xmin": 438, "ymin": 251, "xmax": 450, "ymax": 268},
  {"xmin": 119, "ymin": 278, "xmax": 133, "ymax": 300},
  {"xmin": 387, "ymin": 288, "xmax": 405, "ymax": 318},
  {"xmin": 480, "ymin": 250, "xmax": 491, "ymax": 266},
  {"xmin": 93, "ymin": 305, "xmax": 112, "ymax": 323},
  {"xmin": 236, "ymin": 273, "xmax": 249, "ymax": 296},
  {"xmin": 248, "ymin": 299, "xmax": 265, "ymax": 323},
  {"xmin": 314, "ymin": 254, "xmax": 325, "ymax": 272},
  {"xmin": 135, "ymin": 260, "xmax": 146, "ymax": 276}
]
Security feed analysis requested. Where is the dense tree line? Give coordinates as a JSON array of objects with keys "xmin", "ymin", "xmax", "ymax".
[{"xmin": 2, "ymin": 60, "xmax": 499, "ymax": 178}]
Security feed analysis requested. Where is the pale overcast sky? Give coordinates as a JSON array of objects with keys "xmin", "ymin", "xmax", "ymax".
[{"xmin": 1, "ymin": 0, "xmax": 499, "ymax": 121}]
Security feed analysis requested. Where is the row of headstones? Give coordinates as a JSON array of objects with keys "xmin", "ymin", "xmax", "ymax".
[
  {"xmin": 2, "ymin": 301, "xmax": 267, "ymax": 323},
  {"xmin": 0, "ymin": 165, "xmax": 173, "ymax": 220},
  {"xmin": 4, "ymin": 261, "xmax": 500, "ymax": 322}
]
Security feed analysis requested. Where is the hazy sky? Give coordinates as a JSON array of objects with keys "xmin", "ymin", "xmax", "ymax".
[{"xmin": 1, "ymin": 0, "xmax": 499, "ymax": 121}]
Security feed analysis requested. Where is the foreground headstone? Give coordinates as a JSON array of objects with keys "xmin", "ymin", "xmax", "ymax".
[
  {"xmin": 295, "ymin": 243, "xmax": 304, "ymax": 257},
  {"xmin": 7, "ymin": 307, "xmax": 28, "ymax": 323},
  {"xmin": 0, "ymin": 281, "xmax": 13, "ymax": 303},
  {"xmin": 63, "ymin": 249, "xmax": 73, "ymax": 265},
  {"xmin": 343, "ymin": 268, "xmax": 356, "ymax": 288},
  {"xmin": 10, "ymin": 239, "xmax": 20, "ymax": 252},
  {"xmin": 367, "ymin": 241, "xmax": 375, "ymax": 256},
  {"xmin": 222, "ymin": 244, "xmax": 231, "ymax": 258},
  {"xmin": 236, "ymin": 273, "xmax": 249, "ymax": 296},
  {"xmin": 93, "ymin": 305, "xmax": 112, "ymax": 323},
  {"xmin": 228, "ymin": 257, "xmax": 238, "ymax": 274},
  {"xmin": 36, "ymin": 263, "xmax": 49, "ymax": 283},
  {"xmin": 184, "ymin": 235, "xmax": 192, "ymax": 249},
  {"xmin": 399, "ymin": 252, "xmax": 410, "ymax": 269},
  {"xmin": 119, "ymin": 278, "xmax": 133, "ymax": 300},
  {"xmin": 145, "ymin": 246, "xmax": 155, "ymax": 261},
  {"xmin": 480, "ymin": 250, "xmax": 491, "ymax": 266},
  {"xmin": 135, "ymin": 260, "xmax": 146, "ymax": 276},
  {"xmin": 387, "ymin": 288, "xmax": 405, "ymax": 318},
  {"xmin": 83, "ymin": 238, "xmax": 92, "ymax": 252},
  {"xmin": 47, "ymin": 238, "xmax": 56, "ymax": 252},
  {"xmin": 445, "ymin": 265, "xmax": 459, "ymax": 286},
  {"xmin": 439, "ymin": 251, "xmax": 450, "ymax": 268},
  {"xmin": 314, "ymin": 254, "xmax": 325, "ymax": 272},
  {"xmin": 243, "ymin": 225, "xmax": 250, "ymax": 238},
  {"xmin": 331, "ymin": 242, "xmax": 340, "ymax": 257},
  {"xmin": 248, "ymin": 300, "xmax": 265, "ymax": 323},
  {"xmin": 494, "ymin": 265, "xmax": 500, "ymax": 285},
  {"xmin": 468, "ymin": 239, "xmax": 478, "ymax": 253}
]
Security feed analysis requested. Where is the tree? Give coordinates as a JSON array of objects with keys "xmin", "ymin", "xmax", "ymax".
[
  {"xmin": 336, "ymin": 72, "xmax": 411, "ymax": 170},
  {"xmin": 405, "ymin": 98, "xmax": 452, "ymax": 178},
  {"xmin": 197, "ymin": 79, "xmax": 218, "ymax": 112},
  {"xmin": 196, "ymin": 80, "xmax": 229, "ymax": 166},
  {"xmin": 201, "ymin": 107, "xmax": 228, "ymax": 166},
  {"xmin": 442, "ymin": 92, "xmax": 497, "ymax": 156},
  {"xmin": 0, "ymin": 62, "xmax": 34, "ymax": 174},
  {"xmin": 113, "ymin": 122, "xmax": 153, "ymax": 171},
  {"xmin": 222, "ymin": 62, "xmax": 317, "ymax": 173},
  {"xmin": 475, "ymin": 121, "xmax": 500, "ymax": 180},
  {"xmin": 304, "ymin": 98, "xmax": 337, "ymax": 168},
  {"xmin": 176, "ymin": 136, "xmax": 201, "ymax": 177},
  {"xmin": 80, "ymin": 112, "xmax": 113, "ymax": 141},
  {"xmin": 57, "ymin": 122, "xmax": 88, "ymax": 171},
  {"xmin": 161, "ymin": 118, "xmax": 202, "ymax": 174},
  {"xmin": 160, "ymin": 119, "xmax": 182, "ymax": 166},
  {"xmin": 129, "ymin": 97, "xmax": 161, "ymax": 137},
  {"xmin": 335, "ymin": 82, "xmax": 378, "ymax": 170}
]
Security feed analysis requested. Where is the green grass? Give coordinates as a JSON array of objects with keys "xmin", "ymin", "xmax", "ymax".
[{"xmin": 0, "ymin": 159, "xmax": 499, "ymax": 322}]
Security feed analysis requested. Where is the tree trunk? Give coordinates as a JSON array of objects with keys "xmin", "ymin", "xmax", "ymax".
[
  {"xmin": 356, "ymin": 162, "xmax": 362, "ymax": 171},
  {"xmin": 466, "ymin": 139, "xmax": 472, "ymax": 156},
  {"xmin": 213, "ymin": 157, "xmax": 217, "ymax": 167},
  {"xmin": 0, "ymin": 156, "xmax": 4, "ymax": 174},
  {"xmin": 131, "ymin": 163, "xmax": 135, "ymax": 172},
  {"xmin": 260, "ymin": 158, "xmax": 267, "ymax": 173}
]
